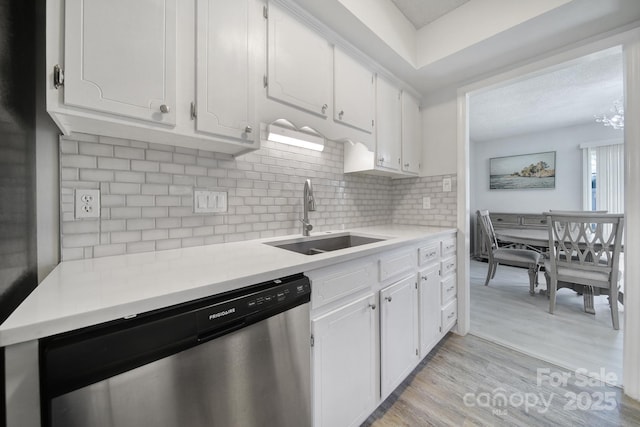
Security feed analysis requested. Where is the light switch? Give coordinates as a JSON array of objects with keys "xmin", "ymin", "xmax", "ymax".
[
  {"xmin": 194, "ymin": 190, "xmax": 227, "ymax": 213},
  {"xmin": 196, "ymin": 193, "xmax": 207, "ymax": 209}
]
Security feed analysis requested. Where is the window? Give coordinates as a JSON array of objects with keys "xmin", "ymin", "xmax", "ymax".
[{"xmin": 582, "ymin": 141, "xmax": 624, "ymax": 213}]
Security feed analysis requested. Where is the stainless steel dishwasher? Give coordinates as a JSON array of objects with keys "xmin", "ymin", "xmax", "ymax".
[{"xmin": 40, "ymin": 274, "xmax": 311, "ymax": 427}]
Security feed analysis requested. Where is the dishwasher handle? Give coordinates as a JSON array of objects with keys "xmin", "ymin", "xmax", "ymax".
[{"xmin": 196, "ymin": 318, "xmax": 247, "ymax": 344}]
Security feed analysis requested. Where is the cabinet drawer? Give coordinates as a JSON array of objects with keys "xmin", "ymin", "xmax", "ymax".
[
  {"xmin": 522, "ymin": 215, "xmax": 547, "ymax": 227},
  {"xmin": 308, "ymin": 259, "xmax": 376, "ymax": 309},
  {"xmin": 379, "ymin": 250, "xmax": 415, "ymax": 282},
  {"xmin": 441, "ymin": 238, "xmax": 456, "ymax": 256},
  {"xmin": 441, "ymin": 276, "xmax": 456, "ymax": 305},
  {"xmin": 440, "ymin": 256, "xmax": 456, "ymax": 277},
  {"xmin": 491, "ymin": 213, "xmax": 520, "ymax": 226},
  {"xmin": 418, "ymin": 242, "xmax": 440, "ymax": 266},
  {"xmin": 441, "ymin": 299, "xmax": 457, "ymax": 331}
]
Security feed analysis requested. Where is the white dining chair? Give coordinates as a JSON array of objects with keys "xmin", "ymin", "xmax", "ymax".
[
  {"xmin": 543, "ymin": 212, "xmax": 624, "ymax": 330},
  {"xmin": 477, "ymin": 210, "xmax": 543, "ymax": 295}
]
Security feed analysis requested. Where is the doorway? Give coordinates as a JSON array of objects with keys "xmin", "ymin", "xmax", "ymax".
[{"xmin": 459, "ymin": 44, "xmax": 630, "ymax": 387}]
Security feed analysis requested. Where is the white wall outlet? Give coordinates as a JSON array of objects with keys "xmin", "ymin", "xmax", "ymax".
[
  {"xmin": 442, "ymin": 177, "xmax": 452, "ymax": 192},
  {"xmin": 75, "ymin": 189, "xmax": 100, "ymax": 219},
  {"xmin": 422, "ymin": 196, "xmax": 431, "ymax": 209},
  {"xmin": 194, "ymin": 190, "xmax": 227, "ymax": 213}
]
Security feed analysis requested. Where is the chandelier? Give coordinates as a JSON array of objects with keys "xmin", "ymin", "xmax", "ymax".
[{"xmin": 595, "ymin": 99, "xmax": 624, "ymax": 130}]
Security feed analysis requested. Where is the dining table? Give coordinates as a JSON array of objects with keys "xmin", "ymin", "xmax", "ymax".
[
  {"xmin": 495, "ymin": 228, "xmax": 549, "ymax": 252},
  {"xmin": 494, "ymin": 227, "xmax": 604, "ymax": 314}
]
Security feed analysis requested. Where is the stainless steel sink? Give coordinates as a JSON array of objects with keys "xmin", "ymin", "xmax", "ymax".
[{"xmin": 265, "ymin": 233, "xmax": 386, "ymax": 255}]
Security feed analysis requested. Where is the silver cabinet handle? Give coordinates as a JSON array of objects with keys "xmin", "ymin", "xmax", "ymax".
[
  {"xmin": 160, "ymin": 104, "xmax": 171, "ymax": 113},
  {"xmin": 378, "ymin": 156, "xmax": 385, "ymax": 164},
  {"xmin": 385, "ymin": 296, "xmax": 392, "ymax": 302},
  {"xmin": 339, "ymin": 110, "xmax": 344, "ymax": 119},
  {"xmin": 421, "ymin": 275, "xmax": 428, "ymax": 280},
  {"xmin": 321, "ymin": 104, "xmax": 328, "ymax": 114},
  {"xmin": 245, "ymin": 126, "xmax": 252, "ymax": 133},
  {"xmin": 404, "ymin": 163, "xmax": 410, "ymax": 167},
  {"xmin": 368, "ymin": 303, "xmax": 376, "ymax": 310},
  {"xmin": 53, "ymin": 64, "xmax": 64, "ymax": 88}
]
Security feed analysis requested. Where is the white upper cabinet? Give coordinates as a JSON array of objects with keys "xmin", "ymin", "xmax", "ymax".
[
  {"xmin": 343, "ymin": 78, "xmax": 421, "ymax": 177},
  {"xmin": 333, "ymin": 47, "xmax": 374, "ymax": 133},
  {"xmin": 196, "ymin": 0, "xmax": 256, "ymax": 145},
  {"xmin": 63, "ymin": 0, "xmax": 176, "ymax": 125},
  {"xmin": 267, "ymin": 2, "xmax": 333, "ymax": 117},
  {"xmin": 47, "ymin": 0, "xmax": 259, "ymax": 156},
  {"xmin": 401, "ymin": 91, "xmax": 422, "ymax": 175},
  {"xmin": 375, "ymin": 76, "xmax": 402, "ymax": 171}
]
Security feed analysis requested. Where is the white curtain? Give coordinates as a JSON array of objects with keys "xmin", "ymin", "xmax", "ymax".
[{"xmin": 592, "ymin": 144, "xmax": 625, "ymax": 213}]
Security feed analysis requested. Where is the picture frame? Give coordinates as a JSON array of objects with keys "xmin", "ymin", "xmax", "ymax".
[{"xmin": 489, "ymin": 151, "xmax": 556, "ymax": 190}]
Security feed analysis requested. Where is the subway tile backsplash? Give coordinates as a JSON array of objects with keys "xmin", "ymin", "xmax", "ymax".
[{"xmin": 59, "ymin": 134, "xmax": 456, "ymax": 260}]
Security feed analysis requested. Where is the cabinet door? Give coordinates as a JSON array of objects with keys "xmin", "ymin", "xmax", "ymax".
[
  {"xmin": 312, "ymin": 293, "xmax": 377, "ymax": 427},
  {"xmin": 267, "ymin": 3, "xmax": 332, "ymax": 117},
  {"xmin": 64, "ymin": 0, "xmax": 176, "ymax": 125},
  {"xmin": 419, "ymin": 265, "xmax": 442, "ymax": 357},
  {"xmin": 401, "ymin": 91, "xmax": 421, "ymax": 174},
  {"xmin": 375, "ymin": 76, "xmax": 401, "ymax": 170},
  {"xmin": 380, "ymin": 275, "xmax": 419, "ymax": 398},
  {"xmin": 196, "ymin": 0, "xmax": 256, "ymax": 145},
  {"xmin": 334, "ymin": 47, "xmax": 374, "ymax": 133}
]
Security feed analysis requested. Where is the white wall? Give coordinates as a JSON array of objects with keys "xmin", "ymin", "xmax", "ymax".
[
  {"xmin": 36, "ymin": 1, "xmax": 60, "ymax": 281},
  {"xmin": 421, "ymin": 88, "xmax": 458, "ymax": 177},
  {"xmin": 416, "ymin": 0, "xmax": 571, "ymax": 67},
  {"xmin": 470, "ymin": 122, "xmax": 622, "ymax": 214}
]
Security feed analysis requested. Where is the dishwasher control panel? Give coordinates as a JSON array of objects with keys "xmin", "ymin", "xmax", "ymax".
[{"xmin": 195, "ymin": 275, "xmax": 310, "ymax": 336}]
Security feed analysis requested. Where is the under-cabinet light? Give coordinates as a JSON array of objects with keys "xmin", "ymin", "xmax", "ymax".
[{"xmin": 267, "ymin": 122, "xmax": 325, "ymax": 151}]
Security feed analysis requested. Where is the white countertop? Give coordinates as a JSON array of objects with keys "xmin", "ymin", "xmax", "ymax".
[{"xmin": 0, "ymin": 225, "xmax": 455, "ymax": 346}]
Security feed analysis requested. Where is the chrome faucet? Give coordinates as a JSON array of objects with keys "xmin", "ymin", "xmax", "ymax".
[{"xmin": 301, "ymin": 179, "xmax": 316, "ymax": 236}]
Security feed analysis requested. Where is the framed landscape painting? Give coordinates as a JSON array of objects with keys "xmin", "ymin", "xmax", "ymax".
[{"xmin": 490, "ymin": 151, "xmax": 556, "ymax": 190}]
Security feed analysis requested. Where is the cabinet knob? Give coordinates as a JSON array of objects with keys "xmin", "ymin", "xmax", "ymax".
[
  {"xmin": 368, "ymin": 303, "xmax": 376, "ymax": 310},
  {"xmin": 378, "ymin": 156, "xmax": 384, "ymax": 164},
  {"xmin": 321, "ymin": 104, "xmax": 328, "ymax": 114},
  {"xmin": 421, "ymin": 275, "xmax": 428, "ymax": 280},
  {"xmin": 338, "ymin": 110, "xmax": 344, "ymax": 119},
  {"xmin": 385, "ymin": 296, "xmax": 392, "ymax": 302},
  {"xmin": 160, "ymin": 104, "xmax": 171, "ymax": 114},
  {"xmin": 404, "ymin": 162, "xmax": 410, "ymax": 167},
  {"xmin": 245, "ymin": 125, "xmax": 253, "ymax": 133}
]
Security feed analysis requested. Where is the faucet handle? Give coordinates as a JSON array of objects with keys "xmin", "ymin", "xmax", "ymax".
[
  {"xmin": 299, "ymin": 219, "xmax": 313, "ymax": 229},
  {"xmin": 300, "ymin": 219, "xmax": 313, "ymax": 230}
]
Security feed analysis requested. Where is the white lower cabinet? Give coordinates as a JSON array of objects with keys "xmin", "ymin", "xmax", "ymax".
[
  {"xmin": 309, "ymin": 232, "xmax": 457, "ymax": 427},
  {"xmin": 380, "ymin": 275, "xmax": 419, "ymax": 398},
  {"xmin": 311, "ymin": 293, "xmax": 377, "ymax": 427},
  {"xmin": 419, "ymin": 264, "xmax": 441, "ymax": 357}
]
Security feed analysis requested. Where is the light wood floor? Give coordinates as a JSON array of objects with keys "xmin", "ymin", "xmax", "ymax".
[
  {"xmin": 363, "ymin": 334, "xmax": 640, "ymax": 426},
  {"xmin": 469, "ymin": 259, "xmax": 624, "ymax": 384}
]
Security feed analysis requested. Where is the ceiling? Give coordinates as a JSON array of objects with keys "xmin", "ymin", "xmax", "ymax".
[
  {"xmin": 294, "ymin": 0, "xmax": 640, "ymax": 95},
  {"xmin": 469, "ymin": 46, "xmax": 624, "ymax": 142},
  {"xmin": 390, "ymin": 0, "xmax": 470, "ymax": 29}
]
